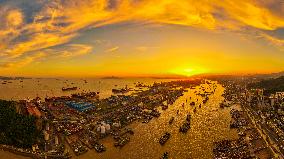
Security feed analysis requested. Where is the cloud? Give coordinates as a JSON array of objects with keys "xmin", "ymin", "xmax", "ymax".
[
  {"xmin": 105, "ymin": 46, "xmax": 119, "ymax": 53},
  {"xmin": 46, "ymin": 44, "xmax": 93, "ymax": 58},
  {"xmin": 0, "ymin": 43, "xmax": 92, "ymax": 68},
  {"xmin": 259, "ymin": 33, "xmax": 284, "ymax": 50},
  {"xmin": 1, "ymin": 0, "xmax": 284, "ymax": 67},
  {"xmin": 0, "ymin": 52, "xmax": 46, "ymax": 68}
]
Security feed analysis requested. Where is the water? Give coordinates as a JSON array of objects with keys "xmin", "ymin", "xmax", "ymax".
[
  {"xmin": 78, "ymin": 82, "xmax": 239, "ymax": 159},
  {"xmin": 0, "ymin": 79, "xmax": 239, "ymax": 159},
  {"xmin": 0, "ymin": 78, "xmax": 173, "ymax": 100}
]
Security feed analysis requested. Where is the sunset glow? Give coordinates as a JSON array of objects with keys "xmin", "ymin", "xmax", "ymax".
[{"xmin": 1, "ymin": 0, "xmax": 284, "ymax": 77}]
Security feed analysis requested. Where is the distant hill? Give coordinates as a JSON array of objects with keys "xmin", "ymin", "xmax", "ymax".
[
  {"xmin": 101, "ymin": 76, "xmax": 122, "ymax": 79},
  {"xmin": 247, "ymin": 76, "xmax": 284, "ymax": 94},
  {"xmin": 0, "ymin": 76, "xmax": 29, "ymax": 80},
  {"xmin": 193, "ymin": 71, "xmax": 284, "ymax": 79},
  {"xmin": 247, "ymin": 71, "xmax": 284, "ymax": 79}
]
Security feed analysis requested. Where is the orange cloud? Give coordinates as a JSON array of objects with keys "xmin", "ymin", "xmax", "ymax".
[
  {"xmin": 44, "ymin": 44, "xmax": 93, "ymax": 58},
  {"xmin": 0, "ymin": 52, "xmax": 46, "ymax": 68},
  {"xmin": 259, "ymin": 33, "xmax": 284, "ymax": 50},
  {"xmin": 1, "ymin": 0, "xmax": 284, "ymax": 69}
]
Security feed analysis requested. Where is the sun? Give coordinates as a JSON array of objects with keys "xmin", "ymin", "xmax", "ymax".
[{"xmin": 169, "ymin": 67, "xmax": 209, "ymax": 77}]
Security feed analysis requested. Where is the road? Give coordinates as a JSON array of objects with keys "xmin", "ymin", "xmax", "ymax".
[{"xmin": 243, "ymin": 105, "xmax": 284, "ymax": 158}]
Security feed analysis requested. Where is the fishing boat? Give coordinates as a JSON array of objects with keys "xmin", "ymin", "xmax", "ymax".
[
  {"xmin": 162, "ymin": 105, "xmax": 168, "ymax": 110},
  {"xmin": 159, "ymin": 132, "xmax": 171, "ymax": 145},
  {"xmin": 169, "ymin": 117, "xmax": 174, "ymax": 124},
  {"xmin": 62, "ymin": 87, "xmax": 77, "ymax": 91},
  {"xmin": 114, "ymin": 136, "xmax": 130, "ymax": 148},
  {"xmin": 186, "ymin": 114, "xmax": 191, "ymax": 122},
  {"xmin": 93, "ymin": 143, "xmax": 106, "ymax": 152},
  {"xmin": 112, "ymin": 88, "xmax": 128, "ymax": 94},
  {"xmin": 180, "ymin": 114, "xmax": 191, "ymax": 133},
  {"xmin": 161, "ymin": 152, "xmax": 169, "ymax": 159},
  {"xmin": 220, "ymin": 103, "xmax": 225, "ymax": 109},
  {"xmin": 179, "ymin": 122, "xmax": 190, "ymax": 133}
]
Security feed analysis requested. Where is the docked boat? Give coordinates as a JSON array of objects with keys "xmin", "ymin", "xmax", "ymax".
[
  {"xmin": 220, "ymin": 103, "xmax": 225, "ymax": 109},
  {"xmin": 135, "ymin": 82, "xmax": 148, "ymax": 88},
  {"xmin": 62, "ymin": 87, "xmax": 77, "ymax": 91},
  {"xmin": 93, "ymin": 143, "xmax": 106, "ymax": 153},
  {"xmin": 150, "ymin": 109, "xmax": 161, "ymax": 117},
  {"xmin": 162, "ymin": 105, "xmax": 168, "ymax": 110},
  {"xmin": 112, "ymin": 88, "xmax": 129, "ymax": 94},
  {"xmin": 114, "ymin": 136, "xmax": 130, "ymax": 148},
  {"xmin": 159, "ymin": 132, "xmax": 171, "ymax": 145},
  {"xmin": 169, "ymin": 117, "xmax": 174, "ymax": 124}
]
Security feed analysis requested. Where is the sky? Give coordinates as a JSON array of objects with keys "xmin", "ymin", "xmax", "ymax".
[{"xmin": 0, "ymin": 0, "xmax": 284, "ymax": 77}]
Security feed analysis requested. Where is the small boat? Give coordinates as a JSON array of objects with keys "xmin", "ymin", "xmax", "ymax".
[
  {"xmin": 159, "ymin": 132, "xmax": 171, "ymax": 145},
  {"xmin": 62, "ymin": 87, "xmax": 77, "ymax": 91},
  {"xmin": 186, "ymin": 114, "xmax": 191, "ymax": 122},
  {"xmin": 203, "ymin": 96, "xmax": 209, "ymax": 104},
  {"xmin": 179, "ymin": 122, "xmax": 190, "ymax": 133},
  {"xmin": 161, "ymin": 152, "xmax": 169, "ymax": 159},
  {"xmin": 180, "ymin": 114, "xmax": 191, "ymax": 133},
  {"xmin": 169, "ymin": 117, "xmax": 174, "ymax": 124}
]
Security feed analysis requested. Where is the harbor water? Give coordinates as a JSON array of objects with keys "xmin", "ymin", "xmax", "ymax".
[{"xmin": 0, "ymin": 78, "xmax": 239, "ymax": 159}]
